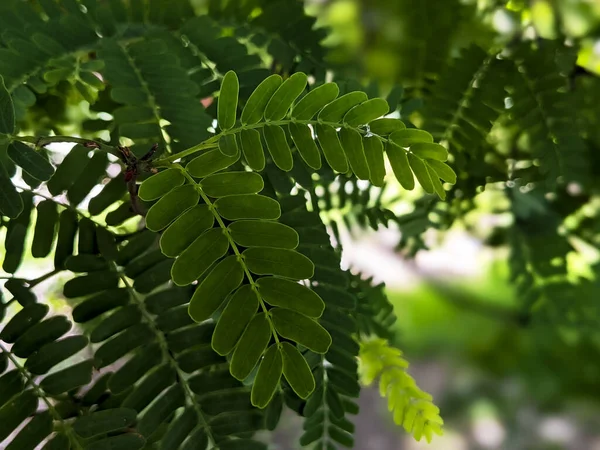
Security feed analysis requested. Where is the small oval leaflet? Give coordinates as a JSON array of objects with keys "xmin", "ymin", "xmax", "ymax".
[
  {"xmin": 408, "ymin": 152, "xmax": 434, "ymax": 194},
  {"xmin": 426, "ymin": 159, "xmax": 457, "ymax": 184},
  {"xmin": 280, "ymin": 342, "xmax": 316, "ymax": 399},
  {"xmin": 188, "ymin": 255, "xmax": 244, "ymax": 323},
  {"xmin": 243, "ymin": 247, "xmax": 314, "ymax": 280},
  {"xmin": 215, "ymin": 194, "xmax": 281, "ymax": 220},
  {"xmin": 343, "ymin": 98, "xmax": 389, "ymax": 127},
  {"xmin": 73, "ymin": 408, "xmax": 137, "ymax": 438},
  {"xmin": 239, "ymin": 129, "xmax": 265, "ymax": 171},
  {"xmin": 218, "ymin": 71, "xmax": 239, "ymax": 130},
  {"xmin": 230, "ymin": 313, "xmax": 272, "ymax": 381},
  {"xmin": 160, "ymin": 205, "xmax": 214, "ymax": 257},
  {"xmin": 212, "ymin": 284, "xmax": 258, "ymax": 356},
  {"xmin": 228, "ymin": 220, "xmax": 298, "ymax": 249},
  {"xmin": 171, "ymin": 228, "xmax": 229, "ymax": 286},
  {"xmin": 145, "ymin": 184, "xmax": 199, "ymax": 231},
  {"xmin": 263, "ymin": 125, "xmax": 293, "ymax": 171},
  {"xmin": 186, "ymin": 148, "xmax": 239, "ymax": 178},
  {"xmin": 271, "ymin": 308, "xmax": 331, "ymax": 354},
  {"xmin": 390, "ymin": 128, "xmax": 434, "ymax": 147},
  {"xmin": 339, "ymin": 127, "xmax": 370, "ymax": 180},
  {"xmin": 318, "ymin": 91, "xmax": 367, "ymax": 123},
  {"xmin": 369, "ymin": 118, "xmax": 406, "ymax": 135},
  {"xmin": 218, "ymin": 134, "xmax": 239, "ymax": 158},
  {"xmin": 292, "ymin": 82, "xmax": 339, "ymax": 120},
  {"xmin": 8, "ymin": 142, "xmax": 54, "ymax": 181},
  {"xmin": 241, "ymin": 74, "xmax": 282, "ymax": 125},
  {"xmin": 410, "ymin": 142, "xmax": 448, "ymax": 161},
  {"xmin": 257, "ymin": 277, "xmax": 325, "ymax": 318},
  {"xmin": 386, "ymin": 142, "xmax": 414, "ymax": 190},
  {"xmin": 201, "ymin": 171, "xmax": 264, "ymax": 198},
  {"xmin": 289, "ymin": 122, "xmax": 322, "ymax": 170},
  {"xmin": 251, "ymin": 344, "xmax": 283, "ymax": 408},
  {"xmin": 264, "ymin": 72, "xmax": 307, "ymax": 121},
  {"xmin": 316, "ymin": 124, "xmax": 349, "ymax": 173},
  {"xmin": 138, "ymin": 168, "xmax": 184, "ymax": 201},
  {"xmin": 363, "ymin": 136, "xmax": 385, "ymax": 187}
]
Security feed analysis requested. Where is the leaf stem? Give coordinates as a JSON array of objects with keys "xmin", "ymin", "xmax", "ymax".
[
  {"xmin": 173, "ymin": 163, "xmax": 281, "ymax": 344},
  {"xmin": 13, "ymin": 135, "xmax": 120, "ymax": 158}
]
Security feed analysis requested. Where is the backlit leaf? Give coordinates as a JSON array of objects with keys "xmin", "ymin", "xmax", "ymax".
[
  {"xmin": 242, "ymin": 74, "xmax": 282, "ymax": 125},
  {"xmin": 230, "ymin": 313, "xmax": 271, "ymax": 380},
  {"xmin": 228, "ymin": 220, "xmax": 298, "ymax": 249},
  {"xmin": 251, "ymin": 344, "xmax": 282, "ymax": 408},
  {"xmin": 318, "ymin": 91, "xmax": 367, "ymax": 123},
  {"xmin": 292, "ymin": 83, "xmax": 339, "ymax": 120},
  {"xmin": 8, "ymin": 141, "xmax": 54, "ymax": 181},
  {"xmin": 289, "ymin": 123, "xmax": 321, "ymax": 169},
  {"xmin": 280, "ymin": 342, "xmax": 315, "ymax": 399},
  {"xmin": 263, "ymin": 125, "xmax": 293, "ymax": 171},
  {"xmin": 271, "ymin": 308, "xmax": 331, "ymax": 353},
  {"xmin": 363, "ymin": 136, "xmax": 385, "ymax": 187},
  {"xmin": 146, "ymin": 184, "xmax": 199, "ymax": 231},
  {"xmin": 257, "ymin": 277, "xmax": 325, "ymax": 318},
  {"xmin": 243, "ymin": 247, "xmax": 314, "ymax": 279},
  {"xmin": 390, "ymin": 129, "xmax": 434, "ymax": 147},
  {"xmin": 239, "ymin": 128, "xmax": 265, "ymax": 171},
  {"xmin": 343, "ymin": 98, "xmax": 389, "ymax": 127},
  {"xmin": 387, "ymin": 142, "xmax": 414, "ymax": 190},
  {"xmin": 410, "ymin": 142, "xmax": 448, "ymax": 161},
  {"xmin": 264, "ymin": 72, "xmax": 307, "ymax": 121},
  {"xmin": 426, "ymin": 160, "xmax": 457, "ymax": 184},
  {"xmin": 186, "ymin": 148, "xmax": 239, "ymax": 178},
  {"xmin": 138, "ymin": 168, "xmax": 184, "ymax": 201},
  {"xmin": 201, "ymin": 171, "xmax": 263, "ymax": 198},
  {"xmin": 339, "ymin": 127, "xmax": 370, "ymax": 180},
  {"xmin": 316, "ymin": 124, "xmax": 348, "ymax": 173},
  {"xmin": 212, "ymin": 284, "xmax": 258, "ymax": 355},
  {"xmin": 215, "ymin": 194, "xmax": 281, "ymax": 220},
  {"xmin": 369, "ymin": 118, "xmax": 406, "ymax": 135},
  {"xmin": 160, "ymin": 205, "xmax": 214, "ymax": 257},
  {"xmin": 218, "ymin": 71, "xmax": 239, "ymax": 130},
  {"xmin": 408, "ymin": 153, "xmax": 434, "ymax": 193}
]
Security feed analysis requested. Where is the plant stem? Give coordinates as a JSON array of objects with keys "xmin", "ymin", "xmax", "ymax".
[{"xmin": 13, "ymin": 135, "xmax": 119, "ymax": 158}]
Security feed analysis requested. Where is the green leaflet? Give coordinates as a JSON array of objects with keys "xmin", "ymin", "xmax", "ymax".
[
  {"xmin": 387, "ymin": 142, "xmax": 414, "ymax": 190},
  {"xmin": 145, "ymin": 184, "xmax": 199, "ymax": 231},
  {"xmin": 47, "ymin": 144, "xmax": 89, "ymax": 195},
  {"xmin": 0, "ymin": 391, "xmax": 38, "ymax": 442},
  {"xmin": 0, "ymin": 75, "xmax": 15, "ymax": 134},
  {"xmin": 54, "ymin": 209, "xmax": 77, "ymax": 269},
  {"xmin": 73, "ymin": 408, "xmax": 137, "ymax": 438},
  {"xmin": 138, "ymin": 168, "xmax": 184, "ymax": 201},
  {"xmin": 407, "ymin": 153, "xmax": 434, "ymax": 194},
  {"xmin": 263, "ymin": 125, "xmax": 293, "ymax": 171},
  {"xmin": 243, "ymin": 247, "xmax": 314, "ymax": 279},
  {"xmin": 228, "ymin": 220, "xmax": 298, "ymax": 249},
  {"xmin": 72, "ymin": 288, "xmax": 128, "ymax": 323},
  {"xmin": 4, "ymin": 279, "xmax": 35, "ymax": 306},
  {"xmin": 160, "ymin": 205, "xmax": 214, "ymax": 257},
  {"xmin": 239, "ymin": 129, "xmax": 265, "ymax": 171},
  {"xmin": 171, "ymin": 228, "xmax": 229, "ymax": 286},
  {"xmin": 292, "ymin": 83, "xmax": 339, "ymax": 120},
  {"xmin": 11, "ymin": 316, "xmax": 71, "ymax": 358},
  {"xmin": 369, "ymin": 118, "xmax": 406, "ymax": 135},
  {"xmin": 343, "ymin": 98, "xmax": 389, "ymax": 127},
  {"xmin": 91, "ymin": 306, "xmax": 141, "ymax": 343},
  {"xmin": 289, "ymin": 122, "xmax": 321, "ymax": 169},
  {"xmin": 428, "ymin": 166, "xmax": 446, "ymax": 200},
  {"xmin": 218, "ymin": 71, "xmax": 239, "ymax": 130},
  {"xmin": 316, "ymin": 124, "xmax": 349, "ymax": 173},
  {"xmin": 215, "ymin": 194, "xmax": 281, "ymax": 220},
  {"xmin": 7, "ymin": 411, "xmax": 52, "ymax": 450},
  {"xmin": 212, "ymin": 284, "xmax": 258, "ymax": 356},
  {"xmin": 0, "ymin": 304, "xmax": 48, "ymax": 343},
  {"xmin": 363, "ymin": 136, "xmax": 385, "ymax": 187},
  {"xmin": 264, "ymin": 72, "xmax": 307, "ymax": 121},
  {"xmin": 0, "ymin": 157, "xmax": 22, "ymax": 218},
  {"xmin": 280, "ymin": 342, "xmax": 315, "ymax": 399},
  {"xmin": 390, "ymin": 129, "xmax": 434, "ymax": 147},
  {"xmin": 201, "ymin": 171, "xmax": 264, "ymax": 198},
  {"xmin": 7, "ymin": 142, "xmax": 54, "ymax": 181},
  {"xmin": 318, "ymin": 91, "xmax": 367, "ymax": 123},
  {"xmin": 241, "ymin": 74, "xmax": 282, "ymax": 125},
  {"xmin": 85, "ymin": 434, "xmax": 145, "ymax": 450},
  {"xmin": 63, "ymin": 271, "xmax": 119, "ymax": 298},
  {"xmin": 257, "ymin": 277, "xmax": 325, "ymax": 318},
  {"xmin": 186, "ymin": 148, "xmax": 239, "ymax": 178},
  {"xmin": 40, "ymin": 359, "xmax": 94, "ymax": 395},
  {"xmin": 88, "ymin": 177, "xmax": 127, "ymax": 215},
  {"xmin": 188, "ymin": 255, "xmax": 244, "ymax": 323},
  {"xmin": 251, "ymin": 344, "xmax": 282, "ymax": 408},
  {"xmin": 410, "ymin": 142, "xmax": 448, "ymax": 161},
  {"xmin": 219, "ymin": 134, "xmax": 239, "ymax": 157},
  {"xmin": 271, "ymin": 308, "xmax": 331, "ymax": 354},
  {"xmin": 426, "ymin": 160, "xmax": 457, "ymax": 184},
  {"xmin": 339, "ymin": 127, "xmax": 370, "ymax": 180},
  {"xmin": 230, "ymin": 312, "xmax": 272, "ymax": 380}
]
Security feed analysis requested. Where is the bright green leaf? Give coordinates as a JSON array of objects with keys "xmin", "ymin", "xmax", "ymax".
[
  {"xmin": 201, "ymin": 171, "xmax": 263, "ymax": 198},
  {"xmin": 280, "ymin": 342, "xmax": 315, "ymax": 399},
  {"xmin": 408, "ymin": 153, "xmax": 434, "ymax": 193},
  {"xmin": 215, "ymin": 194, "xmax": 281, "ymax": 220},
  {"xmin": 160, "ymin": 205, "xmax": 214, "ymax": 257},
  {"xmin": 138, "ymin": 168, "xmax": 185, "ymax": 201},
  {"xmin": 343, "ymin": 98, "xmax": 389, "ymax": 127},
  {"xmin": 257, "ymin": 277, "xmax": 325, "ymax": 318},
  {"xmin": 387, "ymin": 142, "xmax": 414, "ymax": 190},
  {"xmin": 390, "ymin": 129, "xmax": 434, "ymax": 147},
  {"xmin": 292, "ymin": 83, "xmax": 339, "ymax": 120},
  {"xmin": 7, "ymin": 142, "xmax": 54, "ymax": 181},
  {"xmin": 318, "ymin": 91, "xmax": 367, "ymax": 123},
  {"xmin": 271, "ymin": 308, "xmax": 331, "ymax": 354},
  {"xmin": 218, "ymin": 71, "xmax": 239, "ymax": 130},
  {"xmin": 339, "ymin": 127, "xmax": 370, "ymax": 180},
  {"xmin": 243, "ymin": 247, "xmax": 314, "ymax": 279},
  {"xmin": 264, "ymin": 72, "xmax": 307, "ymax": 121},
  {"xmin": 145, "ymin": 184, "xmax": 199, "ymax": 231},
  {"xmin": 251, "ymin": 344, "xmax": 282, "ymax": 408},
  {"xmin": 186, "ymin": 148, "xmax": 239, "ymax": 178},
  {"xmin": 363, "ymin": 136, "xmax": 385, "ymax": 187},
  {"xmin": 241, "ymin": 74, "xmax": 282, "ymax": 125},
  {"xmin": 316, "ymin": 124, "xmax": 348, "ymax": 173},
  {"xmin": 239, "ymin": 129, "xmax": 265, "ymax": 171},
  {"xmin": 289, "ymin": 123, "xmax": 321, "ymax": 169},
  {"xmin": 426, "ymin": 159, "xmax": 457, "ymax": 184},
  {"xmin": 263, "ymin": 125, "xmax": 293, "ymax": 171},
  {"xmin": 369, "ymin": 118, "xmax": 406, "ymax": 135},
  {"xmin": 228, "ymin": 220, "xmax": 298, "ymax": 249},
  {"xmin": 410, "ymin": 142, "xmax": 448, "ymax": 161}
]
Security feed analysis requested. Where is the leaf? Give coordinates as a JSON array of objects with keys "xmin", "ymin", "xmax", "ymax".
[
  {"xmin": 243, "ymin": 247, "xmax": 314, "ymax": 279},
  {"xmin": 40, "ymin": 359, "xmax": 93, "ymax": 395},
  {"xmin": 6, "ymin": 410, "xmax": 52, "ymax": 450},
  {"xmin": 201, "ymin": 171, "xmax": 264, "ymax": 198},
  {"xmin": 257, "ymin": 277, "xmax": 325, "ymax": 318},
  {"xmin": 0, "ymin": 76, "xmax": 15, "ymax": 134},
  {"xmin": 316, "ymin": 124, "xmax": 348, "ymax": 173},
  {"xmin": 289, "ymin": 122, "xmax": 321, "ymax": 169},
  {"xmin": 73, "ymin": 408, "xmax": 137, "ymax": 438},
  {"xmin": 171, "ymin": 228, "xmax": 229, "ymax": 286},
  {"xmin": 215, "ymin": 194, "xmax": 281, "ymax": 220},
  {"xmin": 264, "ymin": 72, "xmax": 307, "ymax": 121},
  {"xmin": 263, "ymin": 125, "xmax": 293, "ymax": 171},
  {"xmin": 160, "ymin": 205, "xmax": 214, "ymax": 257},
  {"xmin": 251, "ymin": 344, "xmax": 282, "ymax": 408},
  {"xmin": 138, "ymin": 168, "xmax": 185, "ymax": 201},
  {"xmin": 408, "ymin": 153, "xmax": 434, "ymax": 193},
  {"xmin": 339, "ymin": 127, "xmax": 370, "ymax": 180},
  {"xmin": 390, "ymin": 129, "xmax": 434, "ymax": 147},
  {"xmin": 410, "ymin": 142, "xmax": 448, "ymax": 161},
  {"xmin": 63, "ymin": 271, "xmax": 119, "ymax": 298},
  {"xmin": 0, "ymin": 303, "xmax": 48, "ymax": 343},
  {"xmin": 212, "ymin": 285, "xmax": 258, "ymax": 356},
  {"xmin": 271, "ymin": 308, "xmax": 331, "ymax": 353},
  {"xmin": 363, "ymin": 136, "xmax": 385, "ymax": 187},
  {"xmin": 292, "ymin": 83, "xmax": 339, "ymax": 120},
  {"xmin": 188, "ymin": 255, "xmax": 244, "ymax": 322},
  {"xmin": 11, "ymin": 316, "xmax": 71, "ymax": 358},
  {"xmin": 91, "ymin": 306, "xmax": 142, "ymax": 343},
  {"xmin": 72, "ymin": 288, "xmax": 128, "ymax": 323},
  {"xmin": 0, "ymin": 391, "xmax": 38, "ymax": 442},
  {"xmin": 242, "ymin": 74, "xmax": 282, "ymax": 125},
  {"xmin": 230, "ymin": 313, "xmax": 272, "ymax": 380},
  {"xmin": 426, "ymin": 160, "xmax": 457, "ymax": 184},
  {"xmin": 146, "ymin": 184, "xmax": 199, "ymax": 231},
  {"xmin": 319, "ymin": 91, "xmax": 368, "ymax": 123},
  {"xmin": 85, "ymin": 434, "xmax": 145, "ymax": 450},
  {"xmin": 280, "ymin": 342, "xmax": 315, "ymax": 399},
  {"xmin": 343, "ymin": 98, "xmax": 389, "ymax": 127},
  {"xmin": 387, "ymin": 142, "xmax": 414, "ymax": 190},
  {"xmin": 218, "ymin": 71, "xmax": 239, "ymax": 130},
  {"xmin": 228, "ymin": 220, "xmax": 298, "ymax": 249},
  {"xmin": 369, "ymin": 118, "xmax": 406, "ymax": 135},
  {"xmin": 239, "ymin": 128, "xmax": 265, "ymax": 171},
  {"xmin": 7, "ymin": 141, "xmax": 54, "ymax": 181},
  {"xmin": 219, "ymin": 134, "xmax": 239, "ymax": 157},
  {"xmin": 186, "ymin": 148, "xmax": 239, "ymax": 178},
  {"xmin": 427, "ymin": 166, "xmax": 446, "ymax": 200},
  {"xmin": 0, "ymin": 157, "xmax": 22, "ymax": 218}
]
